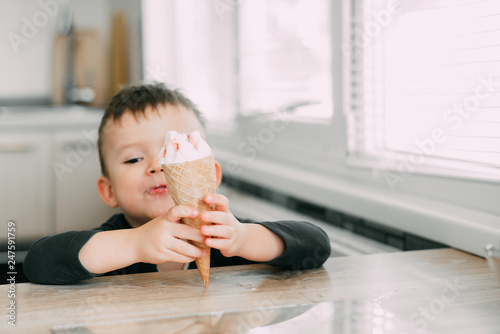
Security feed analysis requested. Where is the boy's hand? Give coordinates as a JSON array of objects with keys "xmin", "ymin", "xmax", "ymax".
[
  {"xmin": 199, "ymin": 194, "xmax": 247, "ymax": 258},
  {"xmin": 133, "ymin": 205, "xmax": 207, "ymax": 264}
]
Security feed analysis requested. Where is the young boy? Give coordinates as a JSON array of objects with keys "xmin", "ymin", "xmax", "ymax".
[{"xmin": 24, "ymin": 83, "xmax": 331, "ymax": 285}]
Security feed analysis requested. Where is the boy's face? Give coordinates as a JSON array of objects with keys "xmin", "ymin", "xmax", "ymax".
[{"xmin": 98, "ymin": 104, "xmax": 216, "ymax": 227}]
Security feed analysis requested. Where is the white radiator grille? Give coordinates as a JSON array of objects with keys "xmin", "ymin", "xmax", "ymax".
[{"xmin": 220, "ymin": 186, "xmax": 399, "ymax": 257}]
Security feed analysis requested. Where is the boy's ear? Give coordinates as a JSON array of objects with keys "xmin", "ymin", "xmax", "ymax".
[
  {"xmin": 214, "ymin": 161, "xmax": 222, "ymax": 188},
  {"xmin": 97, "ymin": 176, "xmax": 119, "ymax": 208}
]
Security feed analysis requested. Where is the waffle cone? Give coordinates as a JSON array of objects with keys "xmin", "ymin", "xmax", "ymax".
[{"xmin": 162, "ymin": 153, "xmax": 216, "ymax": 288}]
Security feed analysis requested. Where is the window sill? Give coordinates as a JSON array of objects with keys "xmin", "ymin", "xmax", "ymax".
[{"xmin": 213, "ymin": 147, "xmax": 500, "ymax": 257}]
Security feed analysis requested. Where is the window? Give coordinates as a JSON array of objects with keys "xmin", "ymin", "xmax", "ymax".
[
  {"xmin": 142, "ymin": 0, "xmax": 236, "ymax": 123},
  {"xmin": 143, "ymin": 0, "xmax": 333, "ymax": 123},
  {"xmin": 346, "ymin": 0, "xmax": 500, "ymax": 181},
  {"xmin": 238, "ymin": 0, "xmax": 333, "ymax": 118}
]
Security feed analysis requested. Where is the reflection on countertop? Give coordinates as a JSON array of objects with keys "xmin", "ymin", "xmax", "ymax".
[
  {"xmin": 54, "ymin": 300, "xmax": 423, "ymax": 334},
  {"xmin": 1, "ymin": 241, "xmax": 499, "ymax": 333}
]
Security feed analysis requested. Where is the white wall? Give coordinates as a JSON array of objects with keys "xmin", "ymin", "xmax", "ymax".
[{"xmin": 0, "ymin": 0, "xmax": 141, "ymax": 103}]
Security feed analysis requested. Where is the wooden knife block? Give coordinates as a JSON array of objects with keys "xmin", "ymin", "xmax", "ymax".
[{"xmin": 52, "ymin": 30, "xmax": 109, "ymax": 107}]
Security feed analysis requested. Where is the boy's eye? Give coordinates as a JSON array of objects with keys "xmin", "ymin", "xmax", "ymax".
[{"xmin": 124, "ymin": 158, "xmax": 143, "ymax": 164}]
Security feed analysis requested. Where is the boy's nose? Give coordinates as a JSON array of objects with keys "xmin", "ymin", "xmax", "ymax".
[{"xmin": 148, "ymin": 163, "xmax": 164, "ymax": 175}]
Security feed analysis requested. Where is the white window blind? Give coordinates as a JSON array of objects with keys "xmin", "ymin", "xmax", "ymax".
[{"xmin": 346, "ymin": 0, "xmax": 500, "ymax": 181}]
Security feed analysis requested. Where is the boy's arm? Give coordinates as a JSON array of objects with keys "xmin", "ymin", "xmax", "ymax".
[
  {"xmin": 248, "ymin": 219, "xmax": 332, "ymax": 270},
  {"xmin": 228, "ymin": 223, "xmax": 285, "ymax": 262},
  {"xmin": 200, "ymin": 194, "xmax": 331, "ymax": 269},
  {"xmin": 25, "ymin": 207, "xmax": 206, "ymax": 285},
  {"xmin": 24, "ymin": 230, "xmax": 102, "ymax": 285},
  {"xmin": 206, "ymin": 218, "xmax": 332, "ymax": 270},
  {"xmin": 23, "ymin": 214, "xmax": 135, "ymax": 284},
  {"xmin": 79, "ymin": 208, "xmax": 205, "ymax": 275},
  {"xmin": 78, "ymin": 229, "xmax": 138, "ymax": 274}
]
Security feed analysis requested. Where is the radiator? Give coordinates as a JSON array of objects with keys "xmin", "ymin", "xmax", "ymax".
[{"xmin": 220, "ymin": 186, "xmax": 399, "ymax": 257}]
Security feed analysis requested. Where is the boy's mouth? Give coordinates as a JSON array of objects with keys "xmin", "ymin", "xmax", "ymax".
[{"xmin": 147, "ymin": 184, "xmax": 169, "ymax": 194}]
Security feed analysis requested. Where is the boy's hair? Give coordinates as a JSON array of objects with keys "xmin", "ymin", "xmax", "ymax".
[{"xmin": 97, "ymin": 83, "xmax": 206, "ymax": 177}]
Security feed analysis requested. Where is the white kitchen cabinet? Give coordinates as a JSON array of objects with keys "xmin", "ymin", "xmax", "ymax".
[
  {"xmin": 0, "ymin": 133, "xmax": 53, "ymax": 241},
  {"xmin": 0, "ymin": 107, "xmax": 117, "ymax": 244},
  {"xmin": 53, "ymin": 131, "xmax": 117, "ymax": 233}
]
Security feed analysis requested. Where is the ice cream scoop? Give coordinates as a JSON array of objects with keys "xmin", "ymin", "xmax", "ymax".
[{"xmin": 159, "ymin": 130, "xmax": 212, "ymax": 165}]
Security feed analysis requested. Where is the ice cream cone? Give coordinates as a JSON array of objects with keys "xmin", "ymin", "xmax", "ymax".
[{"xmin": 162, "ymin": 153, "xmax": 216, "ymax": 288}]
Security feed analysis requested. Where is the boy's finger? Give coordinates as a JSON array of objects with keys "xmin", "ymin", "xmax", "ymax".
[
  {"xmin": 201, "ymin": 224, "xmax": 233, "ymax": 239},
  {"xmin": 164, "ymin": 250, "xmax": 196, "ymax": 264},
  {"xmin": 171, "ymin": 224, "xmax": 206, "ymax": 244},
  {"xmin": 205, "ymin": 237, "xmax": 231, "ymax": 251},
  {"xmin": 168, "ymin": 237, "xmax": 206, "ymax": 258},
  {"xmin": 165, "ymin": 205, "xmax": 198, "ymax": 223},
  {"xmin": 167, "ymin": 250, "xmax": 196, "ymax": 263},
  {"xmin": 204, "ymin": 194, "xmax": 229, "ymax": 212},
  {"xmin": 200, "ymin": 211, "xmax": 230, "ymax": 225}
]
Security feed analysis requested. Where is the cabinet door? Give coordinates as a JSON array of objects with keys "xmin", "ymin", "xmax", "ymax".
[
  {"xmin": 53, "ymin": 131, "xmax": 118, "ymax": 233},
  {"xmin": 0, "ymin": 133, "xmax": 52, "ymax": 242}
]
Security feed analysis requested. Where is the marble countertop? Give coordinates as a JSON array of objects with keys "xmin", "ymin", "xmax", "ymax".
[{"xmin": 1, "ymin": 248, "xmax": 499, "ymax": 333}]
